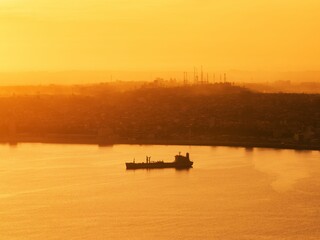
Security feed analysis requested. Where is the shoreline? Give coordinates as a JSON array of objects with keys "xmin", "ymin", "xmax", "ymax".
[{"xmin": 1, "ymin": 136, "xmax": 319, "ymax": 151}]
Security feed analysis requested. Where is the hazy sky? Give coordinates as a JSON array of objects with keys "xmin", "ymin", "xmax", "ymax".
[{"xmin": 1, "ymin": 0, "xmax": 320, "ymax": 73}]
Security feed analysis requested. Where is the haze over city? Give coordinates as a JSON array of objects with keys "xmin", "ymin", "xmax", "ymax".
[{"xmin": 1, "ymin": 0, "xmax": 320, "ymax": 85}]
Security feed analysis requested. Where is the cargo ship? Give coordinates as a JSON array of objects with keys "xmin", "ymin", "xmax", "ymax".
[{"xmin": 126, "ymin": 152, "xmax": 193, "ymax": 170}]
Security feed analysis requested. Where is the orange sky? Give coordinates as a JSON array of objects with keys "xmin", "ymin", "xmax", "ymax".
[{"xmin": 1, "ymin": 0, "xmax": 320, "ymax": 78}]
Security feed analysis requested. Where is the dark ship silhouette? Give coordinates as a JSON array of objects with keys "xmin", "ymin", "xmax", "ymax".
[{"xmin": 126, "ymin": 152, "xmax": 193, "ymax": 170}]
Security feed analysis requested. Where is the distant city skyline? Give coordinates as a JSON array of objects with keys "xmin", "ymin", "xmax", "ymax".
[{"xmin": 1, "ymin": 69, "xmax": 320, "ymax": 86}]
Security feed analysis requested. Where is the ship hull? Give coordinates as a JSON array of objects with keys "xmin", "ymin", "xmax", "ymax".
[{"xmin": 126, "ymin": 161, "xmax": 193, "ymax": 170}]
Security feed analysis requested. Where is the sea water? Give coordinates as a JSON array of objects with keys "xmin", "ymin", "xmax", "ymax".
[{"xmin": 0, "ymin": 144, "xmax": 319, "ymax": 239}]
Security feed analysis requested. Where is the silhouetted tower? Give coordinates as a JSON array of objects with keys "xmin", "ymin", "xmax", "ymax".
[
  {"xmin": 201, "ymin": 66, "xmax": 203, "ymax": 84},
  {"xmin": 183, "ymin": 72, "xmax": 188, "ymax": 85},
  {"xmin": 194, "ymin": 67, "xmax": 198, "ymax": 84},
  {"xmin": 194, "ymin": 67, "xmax": 199, "ymax": 84},
  {"xmin": 224, "ymin": 73, "xmax": 227, "ymax": 82}
]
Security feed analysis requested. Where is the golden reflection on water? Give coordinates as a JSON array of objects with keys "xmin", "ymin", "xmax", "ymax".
[
  {"xmin": 252, "ymin": 149, "xmax": 311, "ymax": 193},
  {"xmin": 0, "ymin": 143, "xmax": 319, "ymax": 239}
]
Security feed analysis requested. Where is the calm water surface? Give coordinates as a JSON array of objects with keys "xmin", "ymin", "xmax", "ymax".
[{"xmin": 0, "ymin": 144, "xmax": 319, "ymax": 239}]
